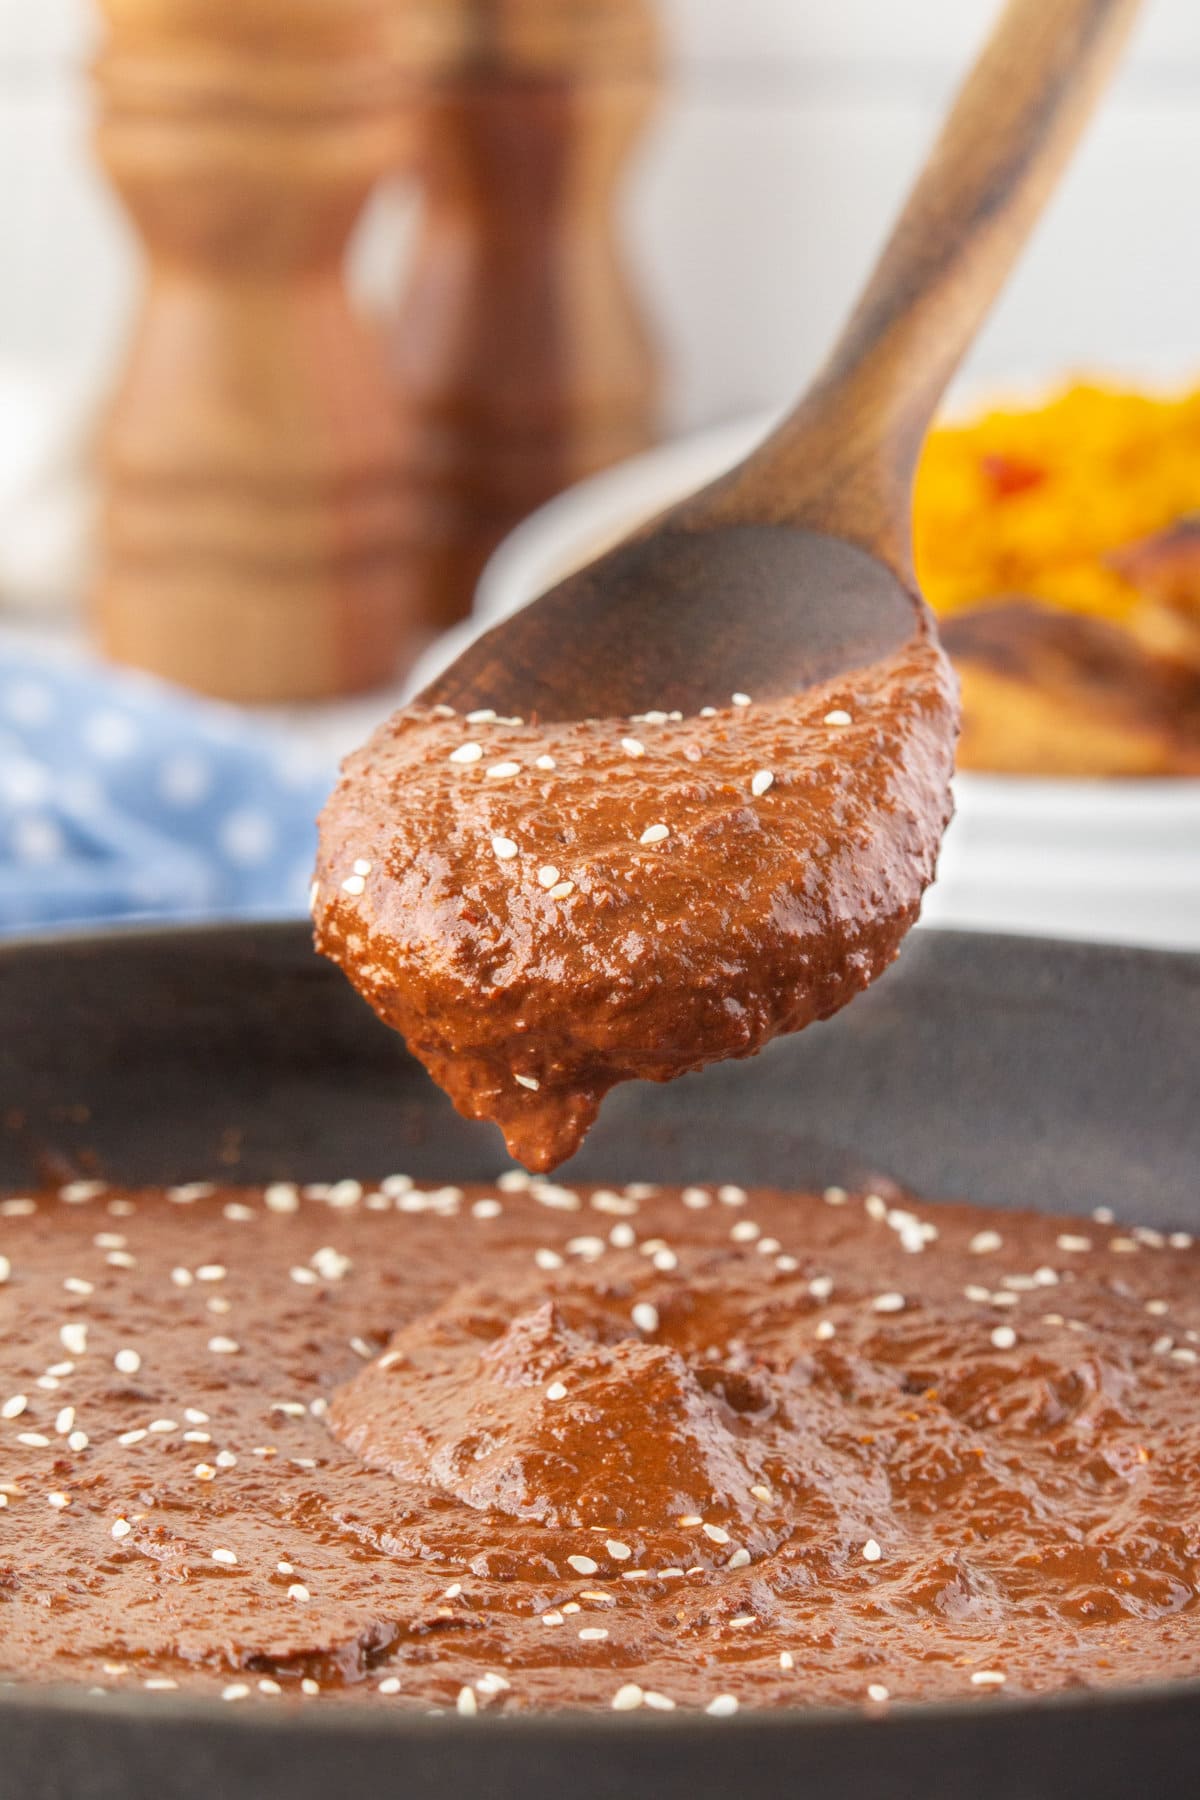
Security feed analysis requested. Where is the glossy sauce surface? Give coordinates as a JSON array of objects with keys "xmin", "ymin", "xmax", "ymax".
[
  {"xmin": 1, "ymin": 1176, "xmax": 1198, "ymax": 1713},
  {"xmin": 314, "ymin": 636, "xmax": 956, "ymax": 1170}
]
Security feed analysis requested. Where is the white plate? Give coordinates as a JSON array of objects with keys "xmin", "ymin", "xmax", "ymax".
[{"xmin": 412, "ymin": 412, "xmax": 1200, "ymax": 952}]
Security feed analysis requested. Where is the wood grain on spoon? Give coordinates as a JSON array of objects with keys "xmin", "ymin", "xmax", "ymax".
[{"xmin": 315, "ymin": 0, "xmax": 1143, "ymax": 1171}]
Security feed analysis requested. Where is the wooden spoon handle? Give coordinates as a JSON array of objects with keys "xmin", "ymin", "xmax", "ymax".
[{"xmin": 703, "ymin": 0, "xmax": 1143, "ymax": 579}]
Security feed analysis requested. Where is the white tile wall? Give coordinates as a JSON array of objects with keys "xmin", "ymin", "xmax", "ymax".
[{"xmin": 2, "ymin": 0, "xmax": 1199, "ymax": 437}]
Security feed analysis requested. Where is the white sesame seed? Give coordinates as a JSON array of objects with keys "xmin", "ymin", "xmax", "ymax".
[
  {"xmin": 534, "ymin": 1248, "xmax": 563, "ymax": 1271},
  {"xmin": 341, "ymin": 874, "xmax": 365, "ymax": 896},
  {"xmin": 288, "ymin": 1583, "xmax": 311, "ymax": 1602},
  {"xmin": 780, "ymin": 1651, "xmax": 795, "ymax": 1671},
  {"xmin": 207, "ymin": 1337, "xmax": 239, "ymax": 1355},
  {"xmin": 222, "ymin": 1685, "xmax": 250, "ymax": 1703},
  {"xmin": 514, "ymin": 1074, "xmax": 540, "ymax": 1091},
  {"xmin": 731, "ymin": 693, "xmax": 751, "ymax": 708},
  {"xmin": 706, "ymin": 1694, "xmax": 739, "ymax": 1716},
  {"xmin": 264, "ymin": 1183, "xmax": 300, "ymax": 1214},
  {"xmin": 118, "ymin": 1429, "xmax": 147, "ymax": 1446},
  {"xmin": 814, "ymin": 1319, "xmax": 836, "ymax": 1341},
  {"xmin": 606, "ymin": 1539, "xmax": 632, "ymax": 1561},
  {"xmin": 212, "ymin": 1548, "xmax": 238, "ymax": 1566},
  {"xmin": 726, "ymin": 1548, "xmax": 752, "ymax": 1569},
  {"xmin": 969, "ymin": 1230, "xmax": 1003, "ymax": 1254},
  {"xmin": 258, "ymin": 1680, "xmax": 282, "ymax": 1697},
  {"xmin": 68, "ymin": 1431, "xmax": 89, "ymax": 1452},
  {"xmin": 55, "ymin": 1407, "xmax": 75, "ymax": 1435},
  {"xmin": 549, "ymin": 880, "xmax": 575, "ymax": 899},
  {"xmin": 681, "ymin": 1186, "xmax": 710, "ymax": 1209},
  {"xmin": 990, "ymin": 1325, "xmax": 1017, "ymax": 1351},
  {"xmin": 194, "ymin": 1464, "xmax": 216, "ymax": 1481},
  {"xmin": 63, "ymin": 1276, "xmax": 94, "ymax": 1296},
  {"xmin": 541, "ymin": 1611, "xmax": 565, "ymax": 1627},
  {"xmin": 750, "ymin": 770, "xmax": 774, "ymax": 797},
  {"xmin": 491, "ymin": 836, "xmax": 519, "ymax": 861},
  {"xmin": 60, "ymin": 1323, "xmax": 88, "ymax": 1356},
  {"xmin": 196, "ymin": 1265, "xmax": 226, "ymax": 1283},
  {"xmin": 729, "ymin": 1614, "xmax": 756, "ymax": 1629},
  {"xmin": 567, "ymin": 1554, "xmax": 599, "ymax": 1576},
  {"xmin": 1057, "ymin": 1233, "xmax": 1092, "ymax": 1253},
  {"xmin": 144, "ymin": 1679, "xmax": 178, "ymax": 1691},
  {"xmin": 824, "ymin": 709, "xmax": 852, "ymax": 726},
  {"xmin": 1171, "ymin": 1347, "xmax": 1199, "ymax": 1365},
  {"xmin": 47, "ymin": 1491, "xmax": 70, "ymax": 1510},
  {"xmin": 612, "ymin": 1685, "xmax": 644, "ymax": 1712},
  {"xmin": 621, "ymin": 738, "xmax": 646, "ymax": 758},
  {"xmin": 456, "ymin": 1686, "xmax": 477, "ymax": 1716},
  {"xmin": 466, "ymin": 709, "xmax": 496, "ymax": 724},
  {"xmin": 17, "ymin": 1431, "xmax": 50, "ymax": 1448},
  {"xmin": 862, "ymin": 1539, "xmax": 882, "ymax": 1563},
  {"xmin": 449, "ymin": 742, "xmax": 483, "ymax": 764},
  {"xmin": 717, "ymin": 1185, "xmax": 747, "ymax": 1207},
  {"xmin": 535, "ymin": 755, "xmax": 557, "ymax": 772},
  {"xmin": 731, "ymin": 1220, "xmax": 760, "ymax": 1243},
  {"xmin": 702, "ymin": 1523, "xmax": 730, "ymax": 1545},
  {"xmin": 545, "ymin": 1382, "xmax": 568, "ymax": 1402},
  {"xmin": 0, "ymin": 1255, "xmax": 8, "ymax": 1283},
  {"xmin": 631, "ymin": 1301, "xmax": 660, "ymax": 1334},
  {"xmin": 107, "ymin": 1251, "xmax": 136, "ymax": 1269},
  {"xmin": 111, "ymin": 1518, "xmax": 132, "ymax": 1540},
  {"xmin": 639, "ymin": 823, "xmax": 670, "ymax": 845},
  {"xmin": 537, "ymin": 865, "xmax": 561, "ymax": 888},
  {"xmin": 867, "ymin": 1683, "xmax": 890, "ymax": 1703},
  {"xmin": 1, "ymin": 1394, "xmax": 27, "ymax": 1419},
  {"xmin": 170, "ymin": 1267, "xmax": 193, "ymax": 1287},
  {"xmin": 61, "ymin": 1180, "xmax": 105, "ymax": 1204},
  {"xmin": 486, "ymin": 761, "xmax": 521, "ymax": 780},
  {"xmin": 873, "ymin": 1292, "xmax": 906, "ymax": 1314},
  {"xmin": 289, "ymin": 1267, "xmax": 319, "ymax": 1286},
  {"xmin": 971, "ymin": 1671, "xmax": 1007, "ymax": 1687}
]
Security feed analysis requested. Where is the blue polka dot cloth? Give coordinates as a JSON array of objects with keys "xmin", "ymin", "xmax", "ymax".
[{"xmin": 0, "ymin": 652, "xmax": 335, "ymax": 933}]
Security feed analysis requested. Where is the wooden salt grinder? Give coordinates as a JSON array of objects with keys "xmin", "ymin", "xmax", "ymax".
[
  {"xmin": 390, "ymin": 0, "xmax": 663, "ymax": 632},
  {"xmin": 93, "ymin": 0, "xmax": 414, "ymax": 702}
]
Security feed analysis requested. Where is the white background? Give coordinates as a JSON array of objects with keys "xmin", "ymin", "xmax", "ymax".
[{"xmin": 2, "ymin": 0, "xmax": 1199, "ymax": 439}]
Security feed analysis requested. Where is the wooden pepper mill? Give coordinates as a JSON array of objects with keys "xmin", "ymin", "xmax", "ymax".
[
  {"xmin": 92, "ymin": 0, "xmax": 414, "ymax": 702},
  {"xmin": 389, "ymin": 0, "xmax": 663, "ymax": 632}
]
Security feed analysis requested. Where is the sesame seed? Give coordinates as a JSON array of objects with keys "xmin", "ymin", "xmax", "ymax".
[
  {"xmin": 211, "ymin": 1548, "xmax": 238, "ymax": 1566},
  {"xmin": 68, "ymin": 1431, "xmax": 89, "ymax": 1452},
  {"xmin": 567, "ymin": 1554, "xmax": 599, "ymax": 1576},
  {"xmin": 681, "ymin": 1187, "xmax": 710, "ymax": 1209},
  {"xmin": 971, "ymin": 1670, "xmax": 1007, "ymax": 1687},
  {"xmin": 301, "ymin": 1679, "xmax": 320, "ymax": 1696},
  {"xmin": 726, "ymin": 1548, "xmax": 751, "ymax": 1569},
  {"xmin": 606, "ymin": 1539, "xmax": 632, "ymax": 1560},
  {"xmin": 750, "ymin": 770, "xmax": 774, "ymax": 797},
  {"xmin": 264, "ymin": 1183, "xmax": 300, "ymax": 1214},
  {"xmin": 639, "ymin": 823, "xmax": 670, "ymax": 845},
  {"xmin": 970, "ymin": 1230, "xmax": 1003, "ymax": 1253},
  {"xmin": 491, "ymin": 836, "xmax": 519, "ymax": 861},
  {"xmin": 449, "ymin": 742, "xmax": 483, "ymax": 764},
  {"xmin": 706, "ymin": 1694, "xmax": 739, "ymax": 1716},
  {"xmin": 111, "ymin": 1518, "xmax": 132, "ymax": 1540},
  {"xmin": 862, "ymin": 1540, "xmax": 882, "ymax": 1563},
  {"xmin": 353, "ymin": 859, "xmax": 372, "ymax": 877},
  {"xmin": 612, "ymin": 1685, "xmax": 644, "ymax": 1711},
  {"xmin": 631, "ymin": 1302, "xmax": 660, "ymax": 1334},
  {"xmin": 729, "ymin": 1614, "xmax": 756, "ymax": 1629},
  {"xmin": 222, "ymin": 1685, "xmax": 250, "ymax": 1703},
  {"xmin": 17, "ymin": 1431, "xmax": 49, "ymax": 1448},
  {"xmin": 456, "ymin": 1686, "xmax": 477, "ymax": 1716},
  {"xmin": 341, "ymin": 875, "xmax": 365, "ymax": 896},
  {"xmin": 541, "ymin": 1611, "xmax": 565, "ymax": 1627},
  {"xmin": 486, "ymin": 761, "xmax": 521, "ymax": 780},
  {"xmin": 824, "ymin": 709, "xmax": 852, "ymax": 726},
  {"xmin": 579, "ymin": 1627, "xmax": 609, "ymax": 1642},
  {"xmin": 990, "ymin": 1325, "xmax": 1017, "ymax": 1351},
  {"xmin": 717, "ymin": 1185, "xmax": 747, "ymax": 1207},
  {"xmin": 534, "ymin": 1248, "xmax": 563, "ymax": 1271},
  {"xmin": 535, "ymin": 755, "xmax": 556, "ymax": 771},
  {"xmin": 287, "ymin": 1582, "xmax": 311, "ymax": 1602},
  {"xmin": 60, "ymin": 1323, "xmax": 88, "ymax": 1356},
  {"xmin": 170, "ymin": 1268, "xmax": 193, "ymax": 1288},
  {"xmin": 63, "ymin": 1276, "xmax": 94, "ymax": 1296},
  {"xmin": 47, "ymin": 1491, "xmax": 70, "ymax": 1510},
  {"xmin": 55, "ymin": 1407, "xmax": 75, "ymax": 1435},
  {"xmin": 702, "ymin": 1524, "xmax": 730, "ymax": 1545},
  {"xmin": 196, "ymin": 1265, "xmax": 226, "ymax": 1283},
  {"xmin": 118, "ymin": 1429, "xmax": 147, "ymax": 1446},
  {"xmin": 194, "ymin": 1464, "xmax": 216, "ymax": 1481},
  {"xmin": 514, "ymin": 1074, "xmax": 540, "ymax": 1091},
  {"xmin": 815, "ymin": 1319, "xmax": 837, "ymax": 1342},
  {"xmin": 0, "ymin": 1256, "xmax": 9, "ymax": 1283},
  {"xmin": 873, "ymin": 1292, "xmax": 906, "ymax": 1313},
  {"xmin": 290, "ymin": 1267, "xmax": 319, "ymax": 1287},
  {"xmin": 867, "ymin": 1683, "xmax": 890, "ymax": 1703},
  {"xmin": 545, "ymin": 1382, "xmax": 568, "ymax": 1402},
  {"xmin": 466, "ymin": 709, "xmax": 496, "ymax": 724},
  {"xmin": 549, "ymin": 881, "xmax": 575, "ymax": 899},
  {"xmin": 2, "ymin": 1395, "xmax": 27, "ymax": 1419},
  {"xmin": 61, "ymin": 1180, "xmax": 105, "ymax": 1204},
  {"xmin": 731, "ymin": 693, "xmax": 751, "ymax": 708},
  {"xmin": 207, "ymin": 1337, "xmax": 239, "ymax": 1355},
  {"xmin": 258, "ymin": 1680, "xmax": 282, "ymax": 1697},
  {"xmin": 780, "ymin": 1651, "xmax": 795, "ymax": 1671},
  {"xmin": 1057, "ymin": 1233, "xmax": 1092, "ymax": 1253},
  {"xmin": 144, "ymin": 1678, "xmax": 178, "ymax": 1691},
  {"xmin": 621, "ymin": 738, "xmax": 646, "ymax": 758},
  {"xmin": 537, "ymin": 865, "xmax": 561, "ymax": 888}
]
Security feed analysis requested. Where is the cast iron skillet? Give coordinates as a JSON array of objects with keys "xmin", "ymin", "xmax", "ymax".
[{"xmin": 0, "ymin": 922, "xmax": 1198, "ymax": 1800}]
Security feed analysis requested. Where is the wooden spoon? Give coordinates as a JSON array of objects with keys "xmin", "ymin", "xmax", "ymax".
[
  {"xmin": 422, "ymin": 0, "xmax": 1142, "ymax": 722},
  {"xmin": 316, "ymin": 0, "xmax": 1142, "ymax": 1173}
]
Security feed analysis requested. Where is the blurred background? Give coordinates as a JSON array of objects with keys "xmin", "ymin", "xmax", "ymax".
[{"xmin": 1, "ymin": 0, "xmax": 1198, "ymax": 941}]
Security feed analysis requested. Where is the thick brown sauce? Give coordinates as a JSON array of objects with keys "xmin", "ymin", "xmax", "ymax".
[
  {"xmin": 314, "ymin": 636, "xmax": 956, "ymax": 1170},
  {"xmin": 2, "ymin": 1175, "xmax": 1198, "ymax": 1713}
]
